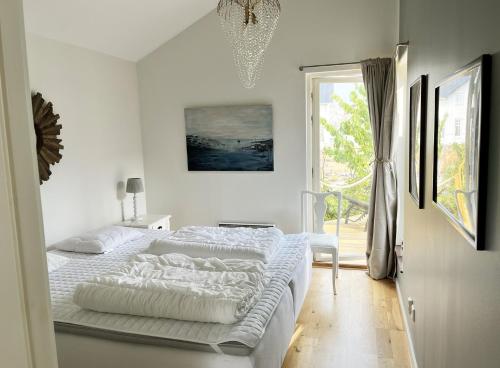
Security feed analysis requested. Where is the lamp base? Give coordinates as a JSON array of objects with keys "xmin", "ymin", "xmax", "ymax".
[{"xmin": 131, "ymin": 194, "xmax": 142, "ymax": 223}]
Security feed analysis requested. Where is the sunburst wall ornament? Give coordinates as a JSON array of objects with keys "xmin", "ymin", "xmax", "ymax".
[
  {"xmin": 217, "ymin": 0, "xmax": 281, "ymax": 88},
  {"xmin": 31, "ymin": 92, "xmax": 63, "ymax": 184}
]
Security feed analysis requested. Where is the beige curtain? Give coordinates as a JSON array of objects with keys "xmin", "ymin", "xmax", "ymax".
[{"xmin": 361, "ymin": 58, "xmax": 397, "ymax": 280}]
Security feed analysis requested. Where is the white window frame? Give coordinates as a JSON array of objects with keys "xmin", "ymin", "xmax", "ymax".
[
  {"xmin": 304, "ymin": 65, "xmax": 363, "ymax": 232},
  {"xmin": 306, "ymin": 67, "xmax": 364, "ymax": 187}
]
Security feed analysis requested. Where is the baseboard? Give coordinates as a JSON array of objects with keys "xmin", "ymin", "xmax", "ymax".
[{"xmin": 395, "ymin": 280, "xmax": 419, "ymax": 368}]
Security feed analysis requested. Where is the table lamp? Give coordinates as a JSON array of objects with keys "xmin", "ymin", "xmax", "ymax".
[{"xmin": 126, "ymin": 178, "xmax": 144, "ymax": 222}]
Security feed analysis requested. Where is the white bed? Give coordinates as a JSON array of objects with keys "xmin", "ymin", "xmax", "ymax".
[{"xmin": 49, "ymin": 229, "xmax": 312, "ymax": 368}]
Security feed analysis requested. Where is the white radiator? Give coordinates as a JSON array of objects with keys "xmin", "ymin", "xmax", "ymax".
[{"xmin": 218, "ymin": 221, "xmax": 276, "ymax": 229}]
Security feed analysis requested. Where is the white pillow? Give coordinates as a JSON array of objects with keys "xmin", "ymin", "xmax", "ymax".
[
  {"xmin": 53, "ymin": 226, "xmax": 144, "ymax": 254},
  {"xmin": 47, "ymin": 253, "xmax": 70, "ymax": 273}
]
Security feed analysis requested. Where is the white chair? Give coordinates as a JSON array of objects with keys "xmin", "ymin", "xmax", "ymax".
[{"xmin": 301, "ymin": 190, "xmax": 342, "ymax": 294}]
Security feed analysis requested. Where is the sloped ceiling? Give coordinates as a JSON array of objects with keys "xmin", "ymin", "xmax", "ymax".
[{"xmin": 23, "ymin": 0, "xmax": 217, "ymax": 61}]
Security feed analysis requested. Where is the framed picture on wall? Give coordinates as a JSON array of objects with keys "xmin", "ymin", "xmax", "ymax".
[
  {"xmin": 432, "ymin": 55, "xmax": 491, "ymax": 250},
  {"xmin": 409, "ymin": 75, "xmax": 427, "ymax": 209},
  {"xmin": 184, "ymin": 105, "xmax": 274, "ymax": 171}
]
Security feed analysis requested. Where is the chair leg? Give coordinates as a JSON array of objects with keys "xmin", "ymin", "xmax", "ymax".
[
  {"xmin": 336, "ymin": 248, "xmax": 339, "ymax": 279},
  {"xmin": 332, "ymin": 250, "xmax": 337, "ymax": 295}
]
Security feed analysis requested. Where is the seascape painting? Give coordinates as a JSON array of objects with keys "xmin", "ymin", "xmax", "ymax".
[{"xmin": 185, "ymin": 105, "xmax": 274, "ymax": 171}]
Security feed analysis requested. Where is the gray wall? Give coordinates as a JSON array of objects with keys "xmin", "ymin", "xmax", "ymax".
[
  {"xmin": 398, "ymin": 1, "xmax": 500, "ymax": 367},
  {"xmin": 137, "ymin": 0, "xmax": 397, "ymax": 232}
]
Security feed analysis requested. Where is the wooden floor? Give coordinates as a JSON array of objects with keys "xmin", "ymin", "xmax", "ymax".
[
  {"xmin": 324, "ymin": 221, "xmax": 368, "ymax": 266},
  {"xmin": 283, "ymin": 268, "xmax": 411, "ymax": 368}
]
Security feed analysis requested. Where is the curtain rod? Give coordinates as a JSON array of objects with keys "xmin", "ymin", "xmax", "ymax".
[
  {"xmin": 299, "ymin": 61, "xmax": 358, "ymax": 71},
  {"xmin": 298, "ymin": 41, "xmax": 409, "ymax": 71}
]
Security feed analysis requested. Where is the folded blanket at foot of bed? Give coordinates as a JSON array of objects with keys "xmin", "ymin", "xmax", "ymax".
[
  {"xmin": 73, "ymin": 253, "xmax": 269, "ymax": 324},
  {"xmin": 147, "ymin": 226, "xmax": 284, "ymax": 263}
]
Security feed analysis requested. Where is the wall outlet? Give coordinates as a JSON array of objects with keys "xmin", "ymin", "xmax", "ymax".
[{"xmin": 411, "ymin": 304, "xmax": 416, "ymax": 322}]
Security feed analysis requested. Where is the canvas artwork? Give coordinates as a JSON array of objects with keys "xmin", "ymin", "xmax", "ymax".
[{"xmin": 185, "ymin": 105, "xmax": 274, "ymax": 171}]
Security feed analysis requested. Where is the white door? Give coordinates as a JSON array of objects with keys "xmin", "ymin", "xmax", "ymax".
[
  {"xmin": 0, "ymin": 1, "xmax": 58, "ymax": 367},
  {"xmin": 308, "ymin": 67, "xmax": 372, "ymax": 266},
  {"xmin": 0, "ymin": 109, "xmax": 33, "ymax": 368}
]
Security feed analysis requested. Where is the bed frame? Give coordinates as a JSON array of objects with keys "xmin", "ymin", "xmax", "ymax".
[{"xmin": 53, "ymin": 240, "xmax": 312, "ymax": 368}]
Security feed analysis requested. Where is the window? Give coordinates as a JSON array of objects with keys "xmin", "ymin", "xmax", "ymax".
[
  {"xmin": 307, "ymin": 67, "xmax": 371, "ymax": 267},
  {"xmin": 455, "ymin": 118, "xmax": 462, "ymax": 136}
]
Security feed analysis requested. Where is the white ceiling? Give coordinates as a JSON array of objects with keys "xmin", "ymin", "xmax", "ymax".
[{"xmin": 23, "ymin": 0, "xmax": 217, "ymax": 61}]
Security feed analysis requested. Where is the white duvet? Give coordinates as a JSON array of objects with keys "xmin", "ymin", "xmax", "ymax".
[
  {"xmin": 73, "ymin": 253, "xmax": 269, "ymax": 324},
  {"xmin": 147, "ymin": 226, "xmax": 284, "ymax": 263}
]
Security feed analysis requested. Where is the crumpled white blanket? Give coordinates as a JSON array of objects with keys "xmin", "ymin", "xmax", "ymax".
[
  {"xmin": 73, "ymin": 253, "xmax": 269, "ymax": 324},
  {"xmin": 147, "ymin": 226, "xmax": 284, "ymax": 263}
]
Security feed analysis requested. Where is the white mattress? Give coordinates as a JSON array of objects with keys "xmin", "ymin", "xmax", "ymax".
[
  {"xmin": 55, "ymin": 287, "xmax": 297, "ymax": 368},
  {"xmin": 289, "ymin": 247, "xmax": 313, "ymax": 321},
  {"xmin": 49, "ymin": 230, "xmax": 309, "ymax": 353}
]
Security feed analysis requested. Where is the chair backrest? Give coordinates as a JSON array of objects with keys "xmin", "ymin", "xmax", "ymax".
[{"xmin": 301, "ymin": 190, "xmax": 342, "ymax": 236}]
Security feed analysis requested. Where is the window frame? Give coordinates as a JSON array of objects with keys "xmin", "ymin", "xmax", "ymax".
[{"xmin": 306, "ymin": 66, "xmax": 364, "ymax": 194}]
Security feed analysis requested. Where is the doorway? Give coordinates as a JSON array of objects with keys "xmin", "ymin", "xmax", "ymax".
[{"xmin": 308, "ymin": 68, "xmax": 373, "ymax": 267}]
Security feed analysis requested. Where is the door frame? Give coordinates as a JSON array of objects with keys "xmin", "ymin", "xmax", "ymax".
[
  {"xmin": 0, "ymin": 1, "xmax": 58, "ymax": 367},
  {"xmin": 305, "ymin": 66, "xmax": 368, "ymax": 263},
  {"xmin": 305, "ymin": 66, "xmax": 363, "ymax": 224},
  {"xmin": 0, "ymin": 64, "xmax": 34, "ymax": 368}
]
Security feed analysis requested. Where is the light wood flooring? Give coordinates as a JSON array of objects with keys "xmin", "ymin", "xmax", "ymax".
[
  {"xmin": 324, "ymin": 222, "xmax": 368, "ymax": 267},
  {"xmin": 283, "ymin": 268, "xmax": 411, "ymax": 368}
]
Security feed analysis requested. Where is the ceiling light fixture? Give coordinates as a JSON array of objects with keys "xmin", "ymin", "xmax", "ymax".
[{"xmin": 217, "ymin": 0, "xmax": 281, "ymax": 89}]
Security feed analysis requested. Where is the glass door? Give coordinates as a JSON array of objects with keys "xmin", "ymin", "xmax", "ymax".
[{"xmin": 311, "ymin": 69, "xmax": 373, "ymax": 267}]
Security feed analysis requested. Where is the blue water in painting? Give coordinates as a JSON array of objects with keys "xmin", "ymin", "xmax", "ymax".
[{"xmin": 186, "ymin": 135, "xmax": 273, "ymax": 171}]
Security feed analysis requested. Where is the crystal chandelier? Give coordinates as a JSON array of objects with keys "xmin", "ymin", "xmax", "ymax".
[{"xmin": 217, "ymin": 0, "xmax": 281, "ymax": 88}]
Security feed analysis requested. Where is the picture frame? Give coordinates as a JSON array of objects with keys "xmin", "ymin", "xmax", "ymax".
[
  {"xmin": 432, "ymin": 55, "xmax": 491, "ymax": 250},
  {"xmin": 409, "ymin": 75, "xmax": 427, "ymax": 209},
  {"xmin": 184, "ymin": 105, "xmax": 274, "ymax": 172}
]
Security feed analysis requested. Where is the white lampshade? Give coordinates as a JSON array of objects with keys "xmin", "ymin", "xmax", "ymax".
[{"xmin": 126, "ymin": 178, "xmax": 144, "ymax": 194}]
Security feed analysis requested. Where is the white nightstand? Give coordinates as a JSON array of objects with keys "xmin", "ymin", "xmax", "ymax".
[{"xmin": 118, "ymin": 215, "xmax": 171, "ymax": 231}]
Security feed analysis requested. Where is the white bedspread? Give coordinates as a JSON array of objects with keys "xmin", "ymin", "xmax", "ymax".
[
  {"xmin": 147, "ymin": 226, "xmax": 284, "ymax": 263},
  {"xmin": 49, "ymin": 231, "xmax": 308, "ymax": 349},
  {"xmin": 74, "ymin": 253, "xmax": 269, "ymax": 324}
]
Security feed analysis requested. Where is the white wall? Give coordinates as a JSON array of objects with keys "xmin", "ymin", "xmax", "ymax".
[
  {"xmin": 137, "ymin": 0, "xmax": 398, "ymax": 232},
  {"xmin": 26, "ymin": 34, "xmax": 146, "ymax": 245}
]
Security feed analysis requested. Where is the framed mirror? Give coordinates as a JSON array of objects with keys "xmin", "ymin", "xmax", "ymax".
[
  {"xmin": 432, "ymin": 55, "xmax": 491, "ymax": 250},
  {"xmin": 409, "ymin": 75, "xmax": 427, "ymax": 209}
]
